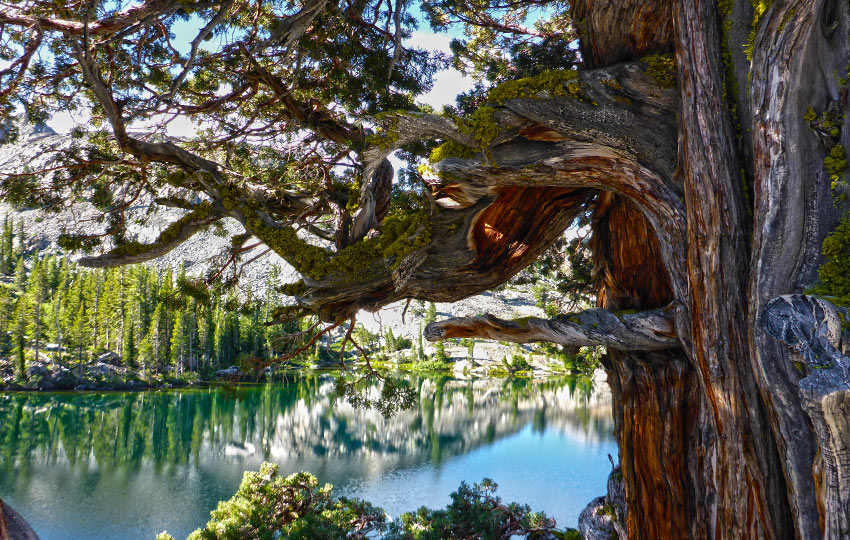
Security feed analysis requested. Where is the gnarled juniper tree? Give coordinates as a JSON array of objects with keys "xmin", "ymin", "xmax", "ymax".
[{"xmin": 2, "ymin": 0, "xmax": 850, "ymax": 538}]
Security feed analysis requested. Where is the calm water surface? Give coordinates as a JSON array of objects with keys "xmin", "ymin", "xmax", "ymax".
[{"xmin": 0, "ymin": 374, "xmax": 616, "ymax": 539}]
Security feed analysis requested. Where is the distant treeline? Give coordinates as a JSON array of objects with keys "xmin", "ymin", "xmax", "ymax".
[{"xmin": 0, "ymin": 216, "xmax": 299, "ymax": 379}]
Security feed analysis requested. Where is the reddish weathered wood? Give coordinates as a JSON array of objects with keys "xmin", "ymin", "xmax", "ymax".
[
  {"xmin": 673, "ymin": 1, "xmax": 777, "ymax": 537},
  {"xmin": 570, "ymin": 0, "xmax": 675, "ymax": 68}
]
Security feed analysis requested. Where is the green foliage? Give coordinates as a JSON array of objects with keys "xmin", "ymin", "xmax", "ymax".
[
  {"xmin": 424, "ymin": 302, "xmax": 437, "ymax": 326},
  {"xmin": 158, "ymin": 464, "xmax": 567, "ymax": 540},
  {"xmin": 428, "ymin": 140, "xmax": 476, "ymax": 163},
  {"xmin": 399, "ymin": 359, "xmax": 453, "ymax": 373},
  {"xmin": 334, "ymin": 373, "xmax": 418, "ymax": 417},
  {"xmin": 810, "ymin": 216, "xmax": 850, "ymax": 305},
  {"xmin": 160, "ymin": 463, "xmax": 386, "ymax": 540},
  {"xmin": 460, "ymin": 338, "xmax": 476, "ymax": 361},
  {"xmin": 0, "ymin": 225, "xmax": 310, "ymax": 387},
  {"xmin": 384, "ymin": 478, "xmax": 557, "ymax": 540},
  {"xmin": 503, "ymin": 349, "xmax": 532, "ymax": 374},
  {"xmin": 433, "ymin": 340, "xmax": 448, "ymax": 362}
]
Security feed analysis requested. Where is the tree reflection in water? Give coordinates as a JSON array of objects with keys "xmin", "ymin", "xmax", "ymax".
[{"xmin": 0, "ymin": 373, "xmax": 615, "ymax": 540}]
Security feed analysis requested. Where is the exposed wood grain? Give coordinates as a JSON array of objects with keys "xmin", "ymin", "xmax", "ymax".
[
  {"xmin": 570, "ymin": 0, "xmax": 675, "ymax": 68},
  {"xmin": 424, "ymin": 305, "xmax": 677, "ymax": 350}
]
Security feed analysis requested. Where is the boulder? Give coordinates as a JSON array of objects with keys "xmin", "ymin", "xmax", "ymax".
[
  {"xmin": 96, "ymin": 351, "xmax": 121, "ymax": 365},
  {"xmin": 214, "ymin": 366, "xmax": 240, "ymax": 377},
  {"xmin": 87, "ymin": 362, "xmax": 118, "ymax": 377},
  {"xmin": 26, "ymin": 364, "xmax": 48, "ymax": 378},
  {"xmin": 578, "ymin": 496, "xmax": 618, "ymax": 540}
]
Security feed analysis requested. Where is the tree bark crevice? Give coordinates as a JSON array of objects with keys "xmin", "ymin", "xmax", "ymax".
[{"xmin": 761, "ymin": 294, "xmax": 850, "ymax": 539}]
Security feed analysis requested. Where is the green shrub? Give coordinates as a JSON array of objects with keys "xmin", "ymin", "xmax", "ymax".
[
  {"xmin": 384, "ymin": 478, "xmax": 558, "ymax": 540},
  {"xmin": 156, "ymin": 463, "xmax": 385, "ymax": 540},
  {"xmin": 158, "ymin": 465, "xmax": 570, "ymax": 540}
]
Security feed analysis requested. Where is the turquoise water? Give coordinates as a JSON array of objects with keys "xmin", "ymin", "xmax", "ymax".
[{"xmin": 0, "ymin": 374, "xmax": 616, "ymax": 539}]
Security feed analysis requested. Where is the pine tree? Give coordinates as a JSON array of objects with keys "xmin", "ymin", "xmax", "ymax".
[
  {"xmin": 384, "ymin": 327, "xmax": 396, "ymax": 353},
  {"xmin": 122, "ymin": 320, "xmax": 136, "ymax": 370},
  {"xmin": 72, "ymin": 296, "xmax": 87, "ymax": 376},
  {"xmin": 424, "ymin": 302, "xmax": 437, "ymax": 326},
  {"xmin": 26, "ymin": 258, "xmax": 48, "ymax": 366},
  {"xmin": 139, "ymin": 330, "xmax": 153, "ymax": 384},
  {"xmin": 13, "ymin": 256, "xmax": 26, "ymax": 293},
  {"xmin": 14, "ymin": 219, "xmax": 24, "ymax": 258},
  {"xmin": 417, "ymin": 321, "xmax": 424, "ymax": 362},
  {"xmin": 150, "ymin": 303, "xmax": 165, "ymax": 373},
  {"xmin": 0, "ymin": 287, "xmax": 12, "ymax": 356},
  {"xmin": 170, "ymin": 307, "xmax": 188, "ymax": 375},
  {"xmin": 434, "ymin": 340, "xmax": 447, "ymax": 363},
  {"xmin": 1, "ymin": 216, "xmax": 14, "ymax": 275},
  {"xmin": 12, "ymin": 296, "xmax": 26, "ymax": 379}
]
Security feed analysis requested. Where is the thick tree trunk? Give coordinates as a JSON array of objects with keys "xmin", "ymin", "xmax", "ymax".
[
  {"xmin": 761, "ymin": 295, "xmax": 850, "ymax": 539},
  {"xmin": 604, "ymin": 350, "xmax": 705, "ymax": 539},
  {"xmin": 13, "ymin": 0, "xmax": 847, "ymax": 536}
]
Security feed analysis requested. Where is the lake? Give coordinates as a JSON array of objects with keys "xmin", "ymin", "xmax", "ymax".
[{"xmin": 0, "ymin": 374, "xmax": 617, "ymax": 539}]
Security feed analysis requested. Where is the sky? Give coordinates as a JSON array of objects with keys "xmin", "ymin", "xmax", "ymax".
[{"xmin": 46, "ymin": 24, "xmax": 474, "ymax": 136}]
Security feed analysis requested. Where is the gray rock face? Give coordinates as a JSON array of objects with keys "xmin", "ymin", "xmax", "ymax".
[
  {"xmin": 214, "ymin": 366, "xmax": 240, "ymax": 377},
  {"xmin": 0, "ymin": 120, "xmax": 298, "ymax": 296},
  {"xmin": 26, "ymin": 364, "xmax": 48, "ymax": 378},
  {"xmin": 87, "ymin": 362, "xmax": 122, "ymax": 377},
  {"xmin": 578, "ymin": 496, "xmax": 616, "ymax": 540},
  {"xmin": 97, "ymin": 351, "xmax": 121, "ymax": 365}
]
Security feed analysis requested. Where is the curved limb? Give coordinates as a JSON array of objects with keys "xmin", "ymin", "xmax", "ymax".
[{"xmin": 424, "ymin": 305, "xmax": 678, "ymax": 351}]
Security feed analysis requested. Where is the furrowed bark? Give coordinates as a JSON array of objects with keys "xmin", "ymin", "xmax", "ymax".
[
  {"xmin": 570, "ymin": 0, "xmax": 674, "ymax": 68},
  {"xmin": 760, "ymin": 295, "xmax": 850, "ymax": 539},
  {"xmin": 673, "ymin": 1, "xmax": 778, "ymax": 537},
  {"xmin": 748, "ymin": 1, "xmax": 849, "ymax": 537},
  {"xmin": 423, "ymin": 306, "xmax": 677, "ymax": 351}
]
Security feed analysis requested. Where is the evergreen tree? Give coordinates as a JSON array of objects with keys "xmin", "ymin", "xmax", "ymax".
[
  {"xmin": 417, "ymin": 321, "xmax": 425, "ymax": 362},
  {"xmin": 425, "ymin": 302, "xmax": 437, "ymax": 326},
  {"xmin": 150, "ymin": 303, "xmax": 167, "ymax": 372},
  {"xmin": 170, "ymin": 307, "xmax": 189, "ymax": 375},
  {"xmin": 1, "ymin": 216, "xmax": 13, "ymax": 275},
  {"xmin": 14, "ymin": 219, "xmax": 24, "ymax": 258},
  {"xmin": 122, "ymin": 320, "xmax": 136, "ymax": 370},
  {"xmin": 26, "ymin": 258, "xmax": 48, "ymax": 365},
  {"xmin": 434, "ymin": 340, "xmax": 447, "ymax": 363},
  {"xmin": 12, "ymin": 296, "xmax": 26, "ymax": 379},
  {"xmin": 72, "ymin": 298, "xmax": 87, "ymax": 376},
  {"xmin": 13, "ymin": 256, "xmax": 26, "ymax": 293},
  {"xmin": 384, "ymin": 327, "xmax": 396, "ymax": 353},
  {"xmin": 201, "ymin": 305, "xmax": 215, "ymax": 375},
  {"xmin": 139, "ymin": 330, "xmax": 153, "ymax": 384},
  {"xmin": 0, "ymin": 287, "xmax": 12, "ymax": 356}
]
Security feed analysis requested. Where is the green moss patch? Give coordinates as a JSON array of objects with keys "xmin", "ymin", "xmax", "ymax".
[
  {"xmin": 249, "ymin": 208, "xmax": 431, "ymax": 281},
  {"xmin": 487, "ymin": 69, "xmax": 580, "ymax": 104},
  {"xmin": 642, "ymin": 54, "xmax": 677, "ymax": 88},
  {"xmin": 810, "ymin": 216, "xmax": 850, "ymax": 305},
  {"xmin": 429, "ymin": 140, "xmax": 476, "ymax": 163}
]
